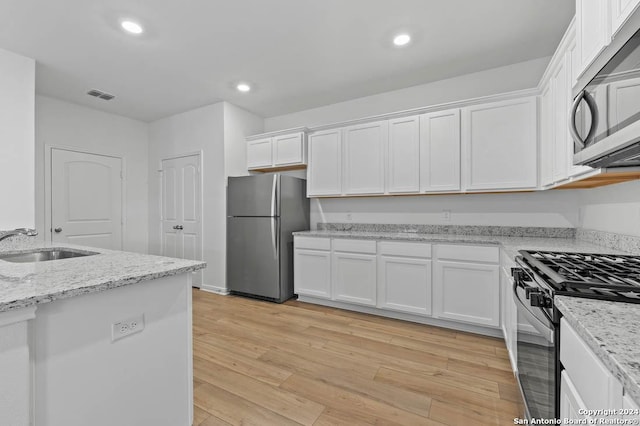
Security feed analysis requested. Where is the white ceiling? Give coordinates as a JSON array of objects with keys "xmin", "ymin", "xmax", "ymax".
[{"xmin": 0, "ymin": 0, "xmax": 574, "ymax": 122}]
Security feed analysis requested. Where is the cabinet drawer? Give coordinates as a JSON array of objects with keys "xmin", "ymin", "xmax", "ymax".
[
  {"xmin": 436, "ymin": 244, "xmax": 499, "ymax": 263},
  {"xmin": 295, "ymin": 236, "xmax": 330, "ymax": 251},
  {"xmin": 379, "ymin": 241, "xmax": 431, "ymax": 258},
  {"xmin": 560, "ymin": 318, "xmax": 622, "ymax": 409},
  {"xmin": 333, "ymin": 239, "xmax": 376, "ymax": 254}
]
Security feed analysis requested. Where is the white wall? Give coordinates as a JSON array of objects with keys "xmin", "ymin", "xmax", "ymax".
[
  {"xmin": 0, "ymin": 48, "xmax": 35, "ymax": 230},
  {"xmin": 310, "ymin": 190, "xmax": 581, "ymax": 230},
  {"xmin": 578, "ymin": 180, "xmax": 640, "ymax": 237},
  {"xmin": 264, "ymin": 57, "xmax": 550, "ymax": 131},
  {"xmin": 223, "ymin": 102, "xmax": 264, "ymax": 178},
  {"xmin": 35, "ymin": 96, "xmax": 149, "ymax": 253}
]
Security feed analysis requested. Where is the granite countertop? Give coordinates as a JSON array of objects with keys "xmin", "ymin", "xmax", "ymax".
[
  {"xmin": 556, "ymin": 296, "xmax": 640, "ymax": 406},
  {"xmin": 294, "ymin": 230, "xmax": 626, "ymax": 259},
  {"xmin": 0, "ymin": 238, "xmax": 206, "ymax": 313}
]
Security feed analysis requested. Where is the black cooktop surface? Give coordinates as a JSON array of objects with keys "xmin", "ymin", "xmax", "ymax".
[{"xmin": 519, "ymin": 250, "xmax": 640, "ymax": 302}]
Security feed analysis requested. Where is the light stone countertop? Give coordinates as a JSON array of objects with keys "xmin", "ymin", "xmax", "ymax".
[
  {"xmin": 293, "ymin": 230, "xmax": 627, "ymax": 258},
  {"xmin": 0, "ymin": 238, "xmax": 206, "ymax": 313},
  {"xmin": 555, "ymin": 296, "xmax": 640, "ymax": 406}
]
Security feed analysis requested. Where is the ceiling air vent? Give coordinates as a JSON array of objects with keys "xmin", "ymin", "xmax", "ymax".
[{"xmin": 86, "ymin": 89, "xmax": 115, "ymax": 101}]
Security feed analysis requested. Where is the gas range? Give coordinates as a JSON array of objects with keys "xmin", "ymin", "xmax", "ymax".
[{"xmin": 515, "ymin": 250, "xmax": 640, "ymax": 305}]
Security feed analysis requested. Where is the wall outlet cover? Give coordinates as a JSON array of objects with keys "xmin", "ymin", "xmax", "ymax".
[{"xmin": 111, "ymin": 314, "xmax": 145, "ymax": 342}]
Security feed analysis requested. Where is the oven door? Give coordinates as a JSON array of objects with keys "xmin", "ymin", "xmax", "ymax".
[{"xmin": 514, "ymin": 278, "xmax": 557, "ymax": 420}]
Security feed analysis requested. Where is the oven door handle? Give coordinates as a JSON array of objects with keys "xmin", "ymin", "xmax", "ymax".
[{"xmin": 513, "ymin": 280, "xmax": 555, "ymax": 341}]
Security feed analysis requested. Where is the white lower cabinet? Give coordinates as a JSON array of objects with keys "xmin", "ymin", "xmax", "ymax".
[
  {"xmin": 433, "ymin": 245, "xmax": 500, "ymax": 327},
  {"xmin": 332, "ymin": 239, "xmax": 377, "ymax": 306},
  {"xmin": 500, "ymin": 255, "xmax": 517, "ymax": 371},
  {"xmin": 377, "ymin": 242, "xmax": 432, "ymax": 315},
  {"xmin": 293, "ymin": 237, "xmax": 332, "ymax": 299}
]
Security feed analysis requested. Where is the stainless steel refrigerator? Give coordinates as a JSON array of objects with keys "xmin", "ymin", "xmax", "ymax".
[{"xmin": 227, "ymin": 174, "xmax": 309, "ymax": 302}]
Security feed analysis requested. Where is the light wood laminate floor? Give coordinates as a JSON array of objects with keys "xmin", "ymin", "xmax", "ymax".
[{"xmin": 192, "ymin": 289, "xmax": 524, "ymax": 425}]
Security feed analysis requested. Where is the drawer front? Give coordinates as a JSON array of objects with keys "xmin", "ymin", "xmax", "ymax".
[
  {"xmin": 294, "ymin": 236, "xmax": 331, "ymax": 251},
  {"xmin": 560, "ymin": 318, "xmax": 621, "ymax": 409},
  {"xmin": 379, "ymin": 241, "xmax": 432, "ymax": 258},
  {"xmin": 436, "ymin": 244, "xmax": 499, "ymax": 263},
  {"xmin": 332, "ymin": 238, "xmax": 377, "ymax": 254}
]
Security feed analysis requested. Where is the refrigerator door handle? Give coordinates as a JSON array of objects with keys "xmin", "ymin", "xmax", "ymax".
[
  {"xmin": 271, "ymin": 175, "xmax": 277, "ymax": 217},
  {"xmin": 271, "ymin": 218, "xmax": 278, "ymax": 258}
]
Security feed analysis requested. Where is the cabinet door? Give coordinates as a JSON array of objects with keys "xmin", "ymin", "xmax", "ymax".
[
  {"xmin": 420, "ymin": 109, "xmax": 461, "ymax": 192},
  {"xmin": 551, "ymin": 57, "xmax": 569, "ymax": 183},
  {"xmin": 332, "ymin": 252, "xmax": 376, "ymax": 306},
  {"xmin": 387, "ymin": 116, "xmax": 419, "ymax": 193},
  {"xmin": 247, "ymin": 138, "xmax": 273, "ymax": 169},
  {"xmin": 294, "ymin": 249, "xmax": 331, "ymax": 299},
  {"xmin": 540, "ymin": 81, "xmax": 555, "ymax": 187},
  {"xmin": 560, "ymin": 371, "xmax": 590, "ymax": 422},
  {"xmin": 610, "ymin": 0, "xmax": 640, "ymax": 37},
  {"xmin": 307, "ymin": 129, "xmax": 342, "ymax": 196},
  {"xmin": 622, "ymin": 393, "xmax": 640, "ymax": 421},
  {"xmin": 378, "ymin": 256, "xmax": 432, "ymax": 315},
  {"xmin": 274, "ymin": 132, "xmax": 305, "ymax": 166},
  {"xmin": 433, "ymin": 260, "xmax": 500, "ymax": 327},
  {"xmin": 343, "ymin": 121, "xmax": 387, "ymax": 195},
  {"xmin": 500, "ymin": 265, "xmax": 517, "ymax": 370},
  {"xmin": 577, "ymin": 0, "xmax": 611, "ymax": 77},
  {"xmin": 461, "ymin": 97, "xmax": 537, "ymax": 191}
]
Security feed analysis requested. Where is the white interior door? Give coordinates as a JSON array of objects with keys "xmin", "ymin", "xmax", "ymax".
[
  {"xmin": 51, "ymin": 148, "xmax": 122, "ymax": 249},
  {"xmin": 161, "ymin": 154, "xmax": 202, "ymax": 287}
]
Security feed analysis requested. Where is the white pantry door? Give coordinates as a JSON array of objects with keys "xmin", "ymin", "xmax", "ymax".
[
  {"xmin": 51, "ymin": 149, "xmax": 123, "ymax": 249},
  {"xmin": 161, "ymin": 154, "xmax": 202, "ymax": 287}
]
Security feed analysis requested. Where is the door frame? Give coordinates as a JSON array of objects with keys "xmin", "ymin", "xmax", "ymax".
[
  {"xmin": 45, "ymin": 145, "xmax": 125, "ymax": 247},
  {"xmin": 158, "ymin": 151, "xmax": 204, "ymax": 266}
]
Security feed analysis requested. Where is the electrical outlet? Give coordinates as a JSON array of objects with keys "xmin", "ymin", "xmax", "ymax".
[
  {"xmin": 442, "ymin": 210, "xmax": 452, "ymax": 222},
  {"xmin": 112, "ymin": 314, "xmax": 145, "ymax": 342}
]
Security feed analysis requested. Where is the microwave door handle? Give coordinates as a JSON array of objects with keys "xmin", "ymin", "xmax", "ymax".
[
  {"xmin": 583, "ymin": 90, "xmax": 599, "ymax": 146},
  {"xmin": 570, "ymin": 91, "xmax": 586, "ymax": 150}
]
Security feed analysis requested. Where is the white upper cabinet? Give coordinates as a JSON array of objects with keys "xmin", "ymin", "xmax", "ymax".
[
  {"xmin": 273, "ymin": 132, "xmax": 306, "ymax": 166},
  {"xmin": 342, "ymin": 120, "xmax": 387, "ymax": 195},
  {"xmin": 552, "ymin": 56, "xmax": 570, "ymax": 183},
  {"xmin": 540, "ymin": 81, "xmax": 555, "ymax": 187},
  {"xmin": 387, "ymin": 116, "xmax": 420, "ymax": 193},
  {"xmin": 247, "ymin": 137, "xmax": 273, "ymax": 169},
  {"xmin": 307, "ymin": 129, "xmax": 342, "ymax": 196},
  {"xmin": 461, "ymin": 97, "xmax": 538, "ymax": 191},
  {"xmin": 419, "ymin": 109, "xmax": 461, "ymax": 192},
  {"xmin": 576, "ymin": 0, "xmax": 611, "ymax": 78},
  {"xmin": 246, "ymin": 130, "xmax": 307, "ymax": 171},
  {"xmin": 610, "ymin": 0, "xmax": 640, "ymax": 36}
]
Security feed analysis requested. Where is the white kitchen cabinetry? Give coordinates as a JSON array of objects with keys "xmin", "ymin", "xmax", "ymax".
[
  {"xmin": 433, "ymin": 245, "xmax": 500, "ymax": 327},
  {"xmin": 419, "ymin": 109, "xmax": 461, "ymax": 192},
  {"xmin": 294, "ymin": 237, "xmax": 332, "ymax": 299},
  {"xmin": 342, "ymin": 121, "xmax": 387, "ymax": 195},
  {"xmin": 540, "ymin": 81, "xmax": 555, "ymax": 187},
  {"xmin": 387, "ymin": 116, "xmax": 420, "ymax": 193},
  {"xmin": 377, "ymin": 241, "xmax": 432, "ymax": 315},
  {"xmin": 622, "ymin": 394, "xmax": 640, "ymax": 421},
  {"xmin": 461, "ymin": 97, "xmax": 537, "ymax": 191},
  {"xmin": 332, "ymin": 239, "xmax": 377, "ymax": 306},
  {"xmin": 307, "ymin": 129, "xmax": 342, "ymax": 196},
  {"xmin": 247, "ymin": 131, "xmax": 307, "ymax": 171},
  {"xmin": 246, "ymin": 137, "xmax": 273, "ymax": 169},
  {"xmin": 560, "ymin": 318, "xmax": 625, "ymax": 420},
  {"xmin": 576, "ymin": 0, "xmax": 611, "ymax": 78},
  {"xmin": 610, "ymin": 0, "xmax": 640, "ymax": 37}
]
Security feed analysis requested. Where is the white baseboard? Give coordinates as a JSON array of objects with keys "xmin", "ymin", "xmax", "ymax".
[{"xmin": 199, "ymin": 284, "xmax": 229, "ymax": 295}]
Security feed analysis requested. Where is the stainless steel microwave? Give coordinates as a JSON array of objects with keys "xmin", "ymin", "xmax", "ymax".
[{"xmin": 572, "ymin": 11, "xmax": 640, "ymax": 168}]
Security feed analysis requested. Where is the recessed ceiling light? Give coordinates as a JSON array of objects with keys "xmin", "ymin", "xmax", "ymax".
[
  {"xmin": 236, "ymin": 83, "xmax": 251, "ymax": 93},
  {"xmin": 393, "ymin": 33, "xmax": 411, "ymax": 47},
  {"xmin": 121, "ymin": 20, "xmax": 143, "ymax": 35}
]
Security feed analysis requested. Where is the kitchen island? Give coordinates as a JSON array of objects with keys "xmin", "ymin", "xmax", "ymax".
[{"xmin": 0, "ymin": 237, "xmax": 206, "ymax": 426}]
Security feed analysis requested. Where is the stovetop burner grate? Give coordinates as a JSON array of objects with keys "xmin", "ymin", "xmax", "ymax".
[{"xmin": 519, "ymin": 251, "xmax": 640, "ymax": 301}]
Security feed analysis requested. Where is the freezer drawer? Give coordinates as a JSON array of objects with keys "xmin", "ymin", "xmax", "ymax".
[
  {"xmin": 227, "ymin": 217, "xmax": 281, "ymax": 300},
  {"xmin": 227, "ymin": 174, "xmax": 278, "ymax": 217}
]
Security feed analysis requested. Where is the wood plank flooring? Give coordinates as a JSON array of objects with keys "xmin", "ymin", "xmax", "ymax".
[{"xmin": 192, "ymin": 289, "xmax": 524, "ymax": 425}]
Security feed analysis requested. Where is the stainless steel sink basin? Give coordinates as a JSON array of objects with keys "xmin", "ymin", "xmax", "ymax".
[{"xmin": 0, "ymin": 249, "xmax": 98, "ymax": 263}]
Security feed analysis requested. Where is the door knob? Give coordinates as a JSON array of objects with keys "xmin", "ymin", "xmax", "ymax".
[
  {"xmin": 173, "ymin": 225, "xmax": 184, "ymax": 230},
  {"xmin": 54, "ymin": 227, "xmax": 62, "ymax": 233}
]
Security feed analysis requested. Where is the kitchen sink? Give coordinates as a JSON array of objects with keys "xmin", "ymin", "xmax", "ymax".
[{"xmin": 0, "ymin": 249, "xmax": 98, "ymax": 263}]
